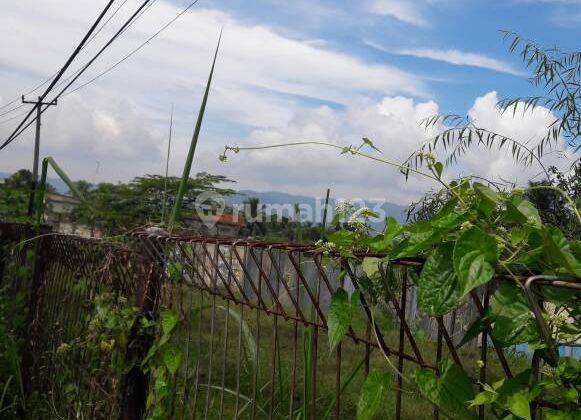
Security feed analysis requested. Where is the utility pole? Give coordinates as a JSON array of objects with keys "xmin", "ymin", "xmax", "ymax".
[{"xmin": 22, "ymin": 96, "xmax": 57, "ymax": 216}]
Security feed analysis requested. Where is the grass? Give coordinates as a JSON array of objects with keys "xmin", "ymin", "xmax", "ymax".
[
  {"xmin": 158, "ymin": 283, "xmax": 530, "ymax": 419},
  {"xmin": 5, "ymin": 256, "xmax": 530, "ymax": 419}
]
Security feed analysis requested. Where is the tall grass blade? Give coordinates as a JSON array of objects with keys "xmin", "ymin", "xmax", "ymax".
[
  {"xmin": 161, "ymin": 103, "xmax": 174, "ymax": 224},
  {"xmin": 189, "ymin": 303, "xmax": 256, "ymax": 368},
  {"xmin": 0, "ymin": 376, "xmax": 13, "ymax": 413},
  {"xmin": 169, "ymin": 30, "xmax": 222, "ymax": 230},
  {"xmin": 217, "ymin": 305, "xmax": 257, "ymax": 367},
  {"xmin": 321, "ymin": 357, "xmax": 366, "ymax": 420}
]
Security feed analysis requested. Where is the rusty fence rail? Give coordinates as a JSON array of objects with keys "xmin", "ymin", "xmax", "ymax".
[{"xmin": 0, "ymin": 222, "xmax": 570, "ymax": 419}]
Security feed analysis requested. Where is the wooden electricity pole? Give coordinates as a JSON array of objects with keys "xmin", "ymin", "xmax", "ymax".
[{"xmin": 22, "ymin": 96, "xmax": 58, "ymax": 216}]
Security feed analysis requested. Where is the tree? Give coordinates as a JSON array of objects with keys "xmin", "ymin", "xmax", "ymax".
[
  {"xmin": 243, "ymin": 197, "xmax": 263, "ymax": 236},
  {"xmin": 526, "ymin": 163, "xmax": 581, "ymax": 239},
  {"xmin": 0, "ymin": 169, "xmax": 55, "ymax": 222},
  {"xmin": 71, "ymin": 173, "xmax": 236, "ymax": 234}
]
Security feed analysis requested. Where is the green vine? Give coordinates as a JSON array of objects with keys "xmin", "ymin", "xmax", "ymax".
[
  {"xmin": 222, "ymin": 137, "xmax": 580, "ymax": 420},
  {"xmin": 326, "ymin": 170, "xmax": 580, "ymax": 419},
  {"xmin": 140, "ymin": 308, "xmax": 181, "ymax": 420}
]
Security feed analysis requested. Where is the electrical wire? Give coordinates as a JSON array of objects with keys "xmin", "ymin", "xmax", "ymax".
[
  {"xmin": 1, "ymin": 0, "xmax": 155, "ymax": 150},
  {"xmin": 66, "ymin": 0, "xmax": 200, "ymax": 97},
  {"xmin": 1, "ymin": 0, "xmax": 118, "ymax": 147},
  {"xmin": 26, "ymin": 0, "xmax": 158, "ymax": 107},
  {"xmin": 0, "ymin": 103, "xmax": 26, "ymax": 119},
  {"xmin": 0, "ymin": 110, "xmax": 30, "ymax": 126},
  {"xmin": 0, "ymin": 0, "xmax": 130, "ymax": 112},
  {"xmin": 4, "ymin": 0, "xmax": 201, "ymax": 143}
]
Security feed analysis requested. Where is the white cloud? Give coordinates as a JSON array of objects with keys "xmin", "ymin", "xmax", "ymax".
[
  {"xmin": 214, "ymin": 96, "xmax": 443, "ymax": 204},
  {"xmin": 0, "ymin": 0, "xmax": 429, "ymax": 176},
  {"xmin": 213, "ymin": 91, "xmax": 570, "ymax": 205},
  {"xmin": 456, "ymin": 91, "xmax": 570, "ymax": 183},
  {"xmin": 373, "ymin": 44, "xmax": 524, "ymax": 76},
  {"xmin": 0, "ymin": 1, "xmax": 571, "ymax": 207},
  {"xmin": 367, "ymin": 0, "xmax": 430, "ymax": 27},
  {"xmin": 0, "ymin": 91, "xmax": 163, "ymax": 182}
]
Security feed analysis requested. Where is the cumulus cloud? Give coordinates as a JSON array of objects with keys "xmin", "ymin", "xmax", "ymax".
[
  {"xmin": 0, "ymin": 2, "xmax": 571, "ymax": 207},
  {"xmin": 214, "ymin": 91, "xmax": 570, "ymax": 205},
  {"xmin": 0, "ymin": 91, "xmax": 163, "ymax": 181},
  {"xmin": 0, "ymin": 0, "xmax": 427, "ymax": 181},
  {"xmin": 214, "ymin": 96, "xmax": 443, "ymax": 204},
  {"xmin": 455, "ymin": 91, "xmax": 569, "ymax": 184}
]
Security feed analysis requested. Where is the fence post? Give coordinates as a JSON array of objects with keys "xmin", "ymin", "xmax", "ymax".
[
  {"xmin": 21, "ymin": 233, "xmax": 51, "ymax": 396},
  {"xmin": 120, "ymin": 232, "xmax": 165, "ymax": 420}
]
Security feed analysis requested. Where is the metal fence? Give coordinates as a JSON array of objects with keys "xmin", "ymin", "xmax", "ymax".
[{"xmin": 0, "ymin": 222, "xmax": 546, "ymax": 419}]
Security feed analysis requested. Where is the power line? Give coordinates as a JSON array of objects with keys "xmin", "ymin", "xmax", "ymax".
[
  {"xmin": 1, "ymin": 0, "xmax": 118, "ymax": 148},
  {"xmin": 21, "ymin": 0, "xmax": 157, "ymax": 109},
  {"xmin": 4, "ymin": 0, "xmax": 201, "ymax": 143},
  {"xmin": 0, "ymin": 110, "xmax": 29, "ymax": 126},
  {"xmin": 0, "ymin": 0, "xmax": 130, "ymax": 112},
  {"xmin": 0, "ymin": 103, "xmax": 26, "ymax": 118},
  {"xmin": 2, "ymin": 0, "xmax": 155, "ymax": 150},
  {"xmin": 66, "ymin": 0, "xmax": 200, "ymax": 97}
]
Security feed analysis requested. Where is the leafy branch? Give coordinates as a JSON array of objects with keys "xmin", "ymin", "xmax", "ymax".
[
  {"xmin": 499, "ymin": 31, "xmax": 580, "ymax": 151},
  {"xmin": 403, "ymin": 122, "xmax": 552, "ymax": 178}
]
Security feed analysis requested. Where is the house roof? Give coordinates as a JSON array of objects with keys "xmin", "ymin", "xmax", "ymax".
[
  {"xmin": 184, "ymin": 211, "xmax": 246, "ymax": 227},
  {"xmin": 212, "ymin": 213, "xmax": 246, "ymax": 227}
]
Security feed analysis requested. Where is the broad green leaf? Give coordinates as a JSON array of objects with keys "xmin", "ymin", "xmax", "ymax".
[
  {"xmin": 415, "ymin": 361, "xmax": 476, "ymax": 420},
  {"xmin": 362, "ymin": 257, "xmax": 381, "ymax": 279},
  {"xmin": 158, "ymin": 309, "xmax": 179, "ymax": 347},
  {"xmin": 384, "ymin": 216, "xmax": 402, "ymax": 242},
  {"xmin": 364, "ymin": 217, "xmax": 403, "ymax": 252},
  {"xmin": 417, "ymin": 243, "xmax": 462, "ymax": 316},
  {"xmin": 327, "ymin": 288, "xmax": 359, "ymax": 352},
  {"xmin": 489, "ymin": 283, "xmax": 539, "ymax": 347},
  {"xmin": 453, "ymin": 227, "xmax": 498, "ymax": 296},
  {"xmin": 542, "ymin": 226, "xmax": 581, "ymax": 277},
  {"xmin": 510, "ymin": 227, "xmax": 530, "ymax": 246},
  {"xmin": 493, "ymin": 369, "xmax": 540, "ymax": 420},
  {"xmin": 431, "ymin": 209, "xmax": 465, "ymax": 230},
  {"xmin": 162, "ymin": 345, "xmax": 182, "ymax": 375},
  {"xmin": 505, "ymin": 391, "xmax": 532, "ymax": 419},
  {"xmin": 161, "ymin": 310, "xmax": 179, "ymax": 336},
  {"xmin": 364, "ymin": 235, "xmax": 388, "ymax": 253},
  {"xmin": 474, "ymin": 183, "xmax": 500, "ymax": 217},
  {"xmin": 470, "ymin": 389, "xmax": 497, "ymax": 407},
  {"xmin": 325, "ymin": 230, "xmax": 357, "ymax": 248},
  {"xmin": 392, "ymin": 221, "xmax": 439, "ymax": 258},
  {"xmin": 506, "ymin": 196, "xmax": 542, "ymax": 227},
  {"xmin": 430, "ymin": 198, "xmax": 465, "ymax": 230},
  {"xmin": 357, "ymin": 369, "xmax": 391, "ymax": 420}
]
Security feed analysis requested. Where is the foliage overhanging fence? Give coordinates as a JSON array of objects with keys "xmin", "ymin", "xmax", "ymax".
[{"xmin": 0, "ymin": 221, "xmax": 577, "ymax": 419}]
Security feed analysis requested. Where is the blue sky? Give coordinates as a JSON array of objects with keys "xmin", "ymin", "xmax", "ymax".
[
  {"xmin": 202, "ymin": 0, "xmax": 580, "ymax": 113},
  {"xmin": 0, "ymin": 0, "xmax": 578, "ymax": 203}
]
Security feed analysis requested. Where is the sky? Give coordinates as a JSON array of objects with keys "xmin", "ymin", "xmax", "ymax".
[{"xmin": 0, "ymin": 0, "xmax": 579, "ymax": 205}]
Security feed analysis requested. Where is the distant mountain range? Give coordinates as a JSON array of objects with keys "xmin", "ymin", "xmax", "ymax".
[
  {"xmin": 225, "ymin": 190, "xmax": 408, "ymax": 225},
  {"xmin": 1, "ymin": 173, "xmax": 408, "ymax": 226}
]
